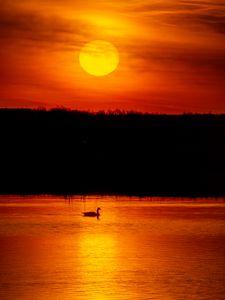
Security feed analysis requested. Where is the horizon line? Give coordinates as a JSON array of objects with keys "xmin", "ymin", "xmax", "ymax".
[{"xmin": 0, "ymin": 107, "xmax": 225, "ymax": 116}]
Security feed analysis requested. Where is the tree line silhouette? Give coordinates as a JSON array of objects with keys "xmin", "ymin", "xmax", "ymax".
[{"xmin": 0, "ymin": 108, "xmax": 224, "ymax": 196}]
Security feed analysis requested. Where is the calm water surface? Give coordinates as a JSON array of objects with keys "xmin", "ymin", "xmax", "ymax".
[{"xmin": 0, "ymin": 196, "xmax": 225, "ymax": 300}]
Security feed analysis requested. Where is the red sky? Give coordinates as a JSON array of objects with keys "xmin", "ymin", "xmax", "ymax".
[{"xmin": 1, "ymin": 0, "xmax": 225, "ymax": 113}]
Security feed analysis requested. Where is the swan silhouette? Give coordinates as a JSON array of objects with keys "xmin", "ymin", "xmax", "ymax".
[{"xmin": 83, "ymin": 207, "xmax": 101, "ymax": 217}]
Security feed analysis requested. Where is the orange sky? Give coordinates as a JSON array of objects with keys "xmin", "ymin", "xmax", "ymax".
[{"xmin": 1, "ymin": 0, "xmax": 225, "ymax": 113}]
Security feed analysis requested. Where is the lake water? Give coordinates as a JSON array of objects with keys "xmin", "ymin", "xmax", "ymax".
[{"xmin": 0, "ymin": 196, "xmax": 225, "ymax": 300}]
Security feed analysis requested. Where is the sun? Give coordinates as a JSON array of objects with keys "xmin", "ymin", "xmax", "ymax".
[{"xmin": 79, "ymin": 40, "xmax": 119, "ymax": 77}]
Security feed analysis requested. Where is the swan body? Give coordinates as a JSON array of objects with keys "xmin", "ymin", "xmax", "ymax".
[{"xmin": 83, "ymin": 207, "xmax": 101, "ymax": 217}]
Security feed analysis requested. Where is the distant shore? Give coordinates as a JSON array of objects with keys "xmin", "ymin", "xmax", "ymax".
[{"xmin": 0, "ymin": 109, "xmax": 224, "ymax": 197}]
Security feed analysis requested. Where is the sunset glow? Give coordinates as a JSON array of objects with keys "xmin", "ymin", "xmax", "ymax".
[{"xmin": 1, "ymin": 0, "xmax": 225, "ymax": 112}]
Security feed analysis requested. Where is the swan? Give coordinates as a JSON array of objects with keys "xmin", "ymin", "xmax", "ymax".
[{"xmin": 83, "ymin": 207, "xmax": 101, "ymax": 217}]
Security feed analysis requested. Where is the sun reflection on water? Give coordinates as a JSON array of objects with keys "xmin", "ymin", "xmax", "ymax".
[
  {"xmin": 0, "ymin": 197, "xmax": 225, "ymax": 300},
  {"xmin": 77, "ymin": 232, "xmax": 119, "ymax": 300}
]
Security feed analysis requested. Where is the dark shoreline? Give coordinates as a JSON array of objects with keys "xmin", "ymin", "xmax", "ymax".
[{"xmin": 0, "ymin": 109, "xmax": 224, "ymax": 197}]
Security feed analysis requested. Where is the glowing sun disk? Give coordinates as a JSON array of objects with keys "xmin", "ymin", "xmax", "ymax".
[{"xmin": 79, "ymin": 40, "xmax": 119, "ymax": 77}]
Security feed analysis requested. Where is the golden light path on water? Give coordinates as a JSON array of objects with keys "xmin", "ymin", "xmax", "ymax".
[{"xmin": 0, "ymin": 196, "xmax": 225, "ymax": 300}]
